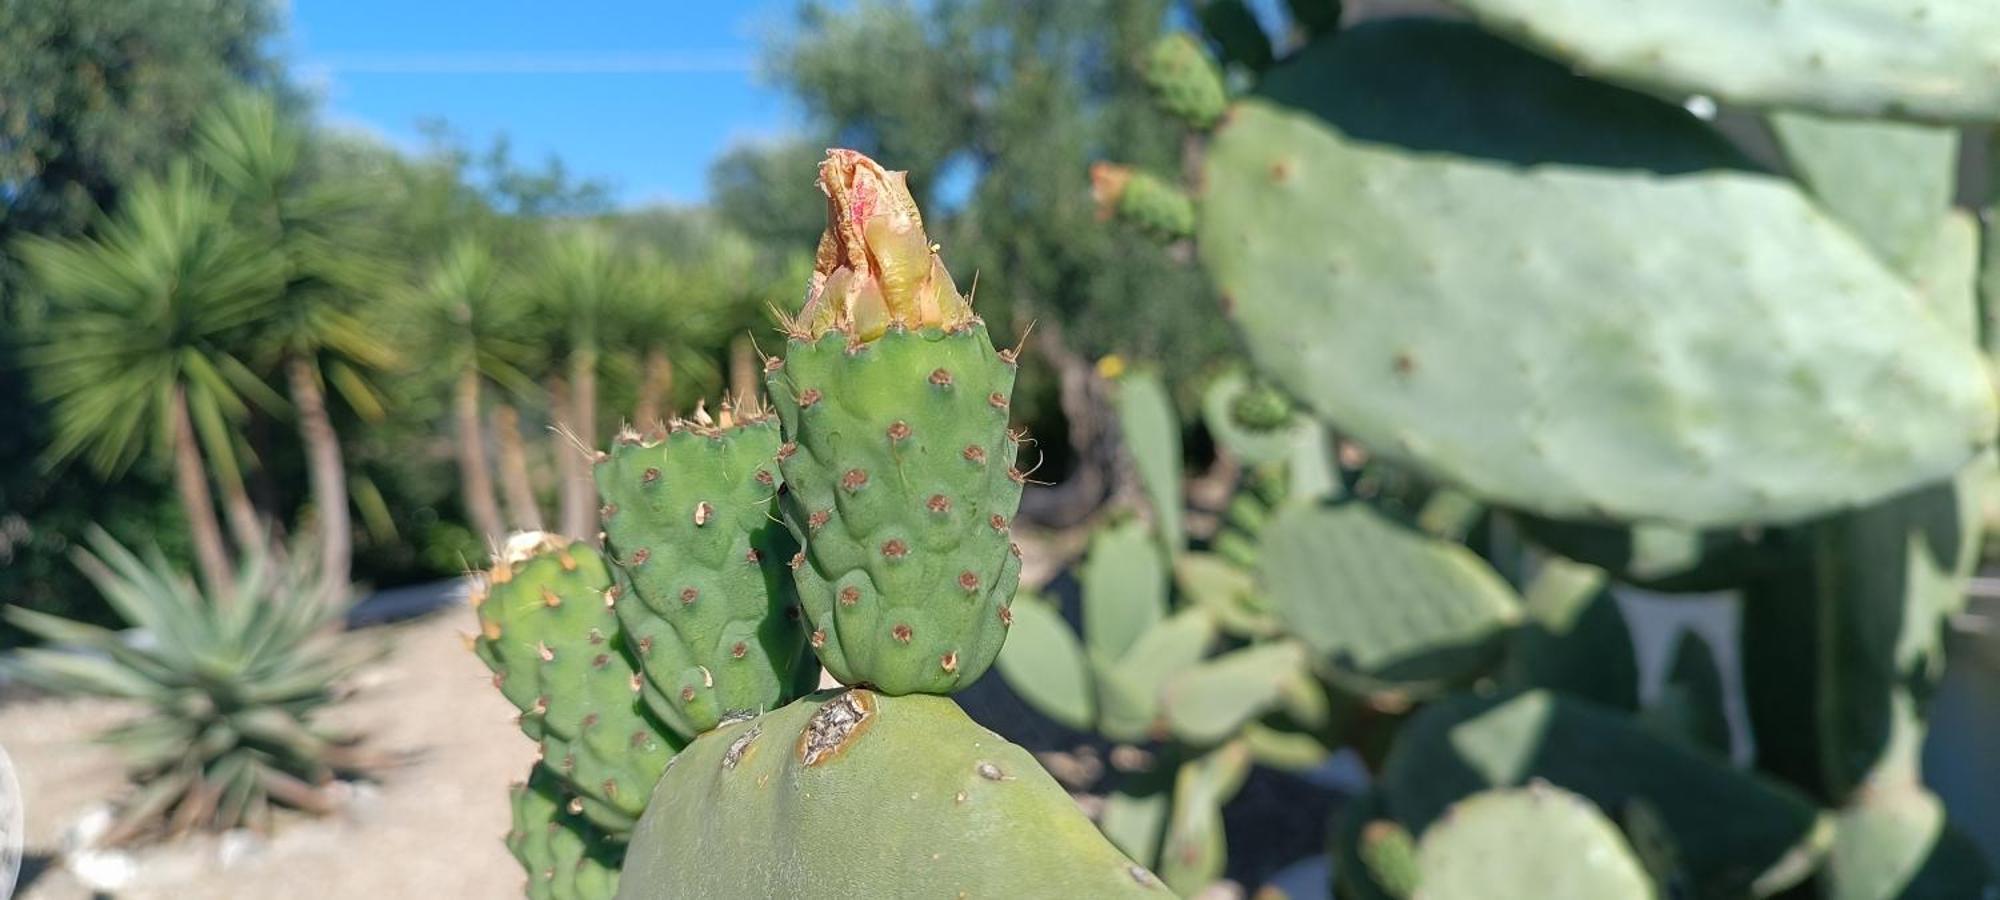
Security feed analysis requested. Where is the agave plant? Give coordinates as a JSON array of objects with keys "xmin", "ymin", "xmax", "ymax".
[{"xmin": 2, "ymin": 528, "xmax": 384, "ymax": 844}]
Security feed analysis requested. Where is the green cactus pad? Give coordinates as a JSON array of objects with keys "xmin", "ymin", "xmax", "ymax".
[
  {"xmin": 768, "ymin": 324, "xmax": 1024, "ymax": 695},
  {"xmin": 1514, "ymin": 515, "xmax": 1771, "ymax": 592},
  {"xmin": 615, "ymin": 690, "xmax": 1169, "ymax": 899},
  {"xmin": 1504, "ymin": 556, "xmax": 1638, "ymax": 710},
  {"xmin": 1381, "ymin": 689, "xmax": 1829, "ymax": 899},
  {"xmin": 1080, "ymin": 518, "xmax": 1169, "ymax": 666},
  {"xmin": 507, "ymin": 765, "xmax": 623, "ymax": 900},
  {"xmin": 1260, "ymin": 500, "xmax": 1521, "ymax": 694},
  {"xmin": 1173, "ymin": 552, "xmax": 1280, "ymax": 638},
  {"xmin": 1741, "ymin": 475, "xmax": 1979, "ymax": 804},
  {"xmin": 1159, "ymin": 741, "xmax": 1251, "ymax": 895},
  {"xmin": 1198, "ymin": 20, "xmax": 1996, "ymax": 528},
  {"xmin": 1201, "ymin": 369, "xmax": 1315, "ymax": 468},
  {"xmin": 1094, "ymin": 609, "xmax": 1217, "ymax": 743},
  {"xmin": 1143, "ymin": 33, "xmax": 1227, "ymax": 129},
  {"xmin": 595, "ymin": 413, "xmax": 816, "ymax": 738},
  {"xmin": 1331, "ymin": 790, "xmax": 1408, "ymax": 900},
  {"xmin": 1114, "ymin": 370, "xmax": 1185, "ymax": 552},
  {"xmin": 1198, "ymin": 0, "xmax": 1273, "ymax": 72},
  {"xmin": 1440, "ymin": 0, "xmax": 2000, "ymax": 121},
  {"xmin": 1826, "ymin": 786, "xmax": 1997, "ymax": 900},
  {"xmin": 1767, "ymin": 113, "xmax": 1957, "ymax": 272},
  {"xmin": 1160, "ymin": 640, "xmax": 1308, "ymax": 746},
  {"xmin": 992, "ymin": 593, "xmax": 1095, "ymax": 731},
  {"xmin": 473, "ymin": 534, "xmax": 680, "ymax": 833},
  {"xmin": 1414, "ymin": 782, "xmax": 1656, "ymax": 900}
]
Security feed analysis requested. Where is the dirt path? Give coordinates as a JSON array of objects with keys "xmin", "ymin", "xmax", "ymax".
[{"xmin": 4, "ymin": 608, "xmax": 533, "ymax": 900}]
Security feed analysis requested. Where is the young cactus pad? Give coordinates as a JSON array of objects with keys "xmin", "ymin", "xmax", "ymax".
[
  {"xmin": 615, "ymin": 689, "xmax": 1168, "ymax": 899},
  {"xmin": 507, "ymin": 765, "xmax": 623, "ymax": 900},
  {"xmin": 768, "ymin": 149, "xmax": 1024, "ymax": 695},
  {"xmin": 1413, "ymin": 782, "xmax": 1657, "ymax": 900},
  {"xmin": 473, "ymin": 533, "xmax": 680, "ymax": 832},
  {"xmin": 596, "ymin": 404, "xmax": 817, "ymax": 738}
]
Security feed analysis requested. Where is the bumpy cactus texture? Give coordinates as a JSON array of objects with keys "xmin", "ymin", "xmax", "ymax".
[
  {"xmin": 1381, "ymin": 690, "xmax": 1827, "ymax": 898},
  {"xmin": 507, "ymin": 765, "xmax": 623, "ymax": 900},
  {"xmin": 473, "ymin": 534, "xmax": 679, "ymax": 832},
  {"xmin": 596, "ymin": 411, "xmax": 816, "ymax": 738},
  {"xmin": 1197, "ymin": 20, "xmax": 1996, "ymax": 528},
  {"xmin": 615, "ymin": 690, "xmax": 1168, "ymax": 899},
  {"xmin": 1413, "ymin": 783, "xmax": 1656, "ymax": 899},
  {"xmin": 1440, "ymin": 0, "xmax": 2000, "ymax": 121},
  {"xmin": 1261, "ymin": 500, "xmax": 1520, "ymax": 694},
  {"xmin": 1142, "ymin": 34, "xmax": 1227, "ymax": 130},
  {"xmin": 769, "ymin": 151, "xmax": 1024, "ymax": 696}
]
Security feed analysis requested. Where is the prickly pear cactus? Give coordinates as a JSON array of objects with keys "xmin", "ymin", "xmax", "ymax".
[
  {"xmin": 507, "ymin": 765, "xmax": 623, "ymax": 900},
  {"xmin": 1195, "ymin": 20, "xmax": 1995, "ymax": 528},
  {"xmin": 767, "ymin": 150, "xmax": 1024, "ymax": 695},
  {"xmin": 1141, "ymin": 33, "xmax": 1226, "ymax": 130},
  {"xmin": 1413, "ymin": 783, "xmax": 1657, "ymax": 899},
  {"xmin": 614, "ymin": 689, "xmax": 1168, "ymax": 899},
  {"xmin": 1439, "ymin": 0, "xmax": 2000, "ymax": 121},
  {"xmin": 596, "ymin": 405, "xmax": 817, "ymax": 739},
  {"xmin": 473, "ymin": 534, "xmax": 680, "ymax": 833}
]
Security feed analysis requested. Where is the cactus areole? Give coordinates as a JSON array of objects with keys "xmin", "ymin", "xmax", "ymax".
[{"xmin": 768, "ymin": 150, "xmax": 1025, "ymax": 696}]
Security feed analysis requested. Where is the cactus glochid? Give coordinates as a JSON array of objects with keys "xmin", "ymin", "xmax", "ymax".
[{"xmin": 766, "ymin": 149, "xmax": 1025, "ymax": 696}]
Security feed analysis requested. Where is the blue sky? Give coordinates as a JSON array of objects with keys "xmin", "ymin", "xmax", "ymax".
[{"xmin": 283, "ymin": 3, "xmax": 806, "ymax": 207}]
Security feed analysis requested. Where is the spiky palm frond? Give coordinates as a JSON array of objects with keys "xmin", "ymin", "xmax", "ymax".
[
  {"xmin": 16, "ymin": 162, "xmax": 284, "ymax": 479},
  {"xmin": 3, "ymin": 529, "xmax": 384, "ymax": 844}
]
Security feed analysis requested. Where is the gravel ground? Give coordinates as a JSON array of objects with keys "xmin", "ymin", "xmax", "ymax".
[{"xmin": 4, "ymin": 609, "xmax": 532, "ymax": 900}]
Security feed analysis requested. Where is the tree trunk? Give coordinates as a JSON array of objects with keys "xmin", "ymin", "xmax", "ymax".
[
  {"xmin": 216, "ymin": 448, "xmax": 270, "ymax": 562},
  {"xmin": 558, "ymin": 349, "xmax": 599, "ymax": 538},
  {"xmin": 169, "ymin": 383, "xmax": 236, "ymax": 598},
  {"xmin": 728, "ymin": 335, "xmax": 760, "ymax": 404},
  {"xmin": 453, "ymin": 367, "xmax": 506, "ymax": 547},
  {"xmin": 1015, "ymin": 320, "xmax": 1116, "ymax": 528},
  {"xmin": 547, "ymin": 374, "xmax": 586, "ymax": 540},
  {"xmin": 491, "ymin": 402, "xmax": 544, "ymax": 532},
  {"xmin": 633, "ymin": 345, "xmax": 675, "ymax": 430},
  {"xmin": 286, "ymin": 355, "xmax": 351, "ymax": 596}
]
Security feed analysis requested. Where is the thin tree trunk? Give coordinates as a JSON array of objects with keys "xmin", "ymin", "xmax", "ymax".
[
  {"xmin": 169, "ymin": 383, "xmax": 235, "ymax": 598},
  {"xmin": 491, "ymin": 402, "xmax": 544, "ymax": 532},
  {"xmin": 559, "ymin": 350, "xmax": 598, "ymax": 538},
  {"xmin": 548, "ymin": 374, "xmax": 586, "ymax": 540},
  {"xmin": 633, "ymin": 345, "xmax": 674, "ymax": 430},
  {"xmin": 728, "ymin": 335, "xmax": 759, "ymax": 403},
  {"xmin": 1015, "ymin": 320, "xmax": 1115, "ymax": 528},
  {"xmin": 286, "ymin": 356, "xmax": 351, "ymax": 596},
  {"xmin": 453, "ymin": 367, "xmax": 506, "ymax": 547},
  {"xmin": 216, "ymin": 449, "xmax": 269, "ymax": 562}
]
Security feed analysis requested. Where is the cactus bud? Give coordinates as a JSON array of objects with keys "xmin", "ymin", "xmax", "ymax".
[{"xmin": 790, "ymin": 150, "xmax": 972, "ymax": 341}]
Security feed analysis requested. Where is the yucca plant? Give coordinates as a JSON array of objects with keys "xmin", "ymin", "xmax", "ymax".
[{"xmin": 2, "ymin": 528, "xmax": 384, "ymax": 844}]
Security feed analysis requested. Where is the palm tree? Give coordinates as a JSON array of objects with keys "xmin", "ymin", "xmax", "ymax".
[
  {"xmin": 17, "ymin": 162, "xmax": 283, "ymax": 596},
  {"xmin": 401, "ymin": 237, "xmax": 529, "ymax": 547},
  {"xmin": 195, "ymin": 91, "xmax": 396, "ymax": 594},
  {"xmin": 531, "ymin": 226, "xmax": 632, "ymax": 538}
]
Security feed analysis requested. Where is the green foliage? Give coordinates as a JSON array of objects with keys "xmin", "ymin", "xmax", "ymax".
[
  {"xmin": 617, "ymin": 690, "xmax": 1169, "ymax": 898},
  {"xmin": 774, "ymin": 0, "xmax": 1231, "ymax": 384},
  {"xmin": 17, "ymin": 162, "xmax": 283, "ymax": 477},
  {"xmin": 3, "ymin": 529, "xmax": 379, "ymax": 843}
]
